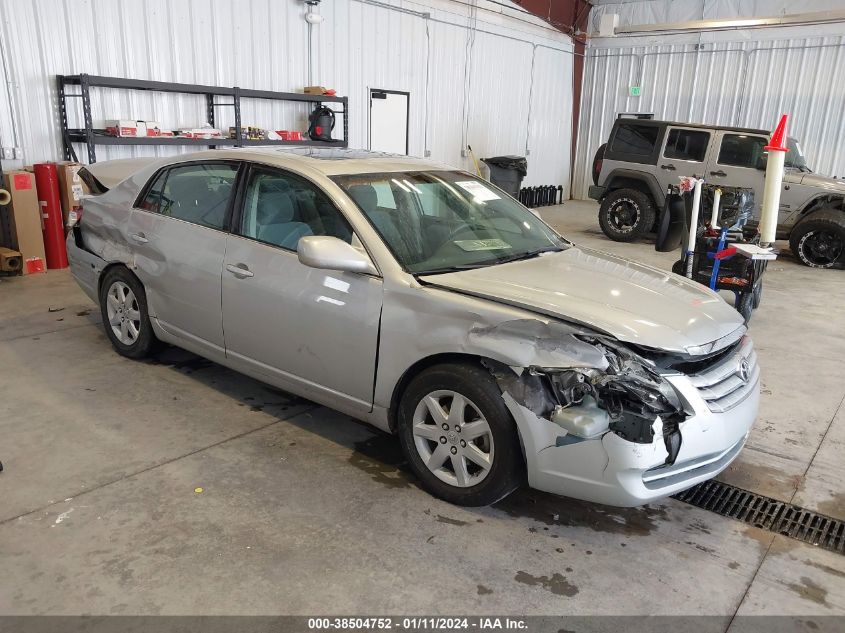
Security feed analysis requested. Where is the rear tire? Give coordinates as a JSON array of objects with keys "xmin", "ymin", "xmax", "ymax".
[
  {"xmin": 737, "ymin": 292, "xmax": 754, "ymax": 323},
  {"xmin": 789, "ymin": 209, "xmax": 845, "ymax": 268},
  {"xmin": 397, "ymin": 363, "xmax": 523, "ymax": 506},
  {"xmin": 99, "ymin": 267, "xmax": 159, "ymax": 359},
  {"xmin": 599, "ymin": 188, "xmax": 656, "ymax": 242},
  {"xmin": 752, "ymin": 281, "xmax": 763, "ymax": 309}
]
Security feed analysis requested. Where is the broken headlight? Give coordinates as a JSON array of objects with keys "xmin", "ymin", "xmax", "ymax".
[{"xmin": 537, "ymin": 338, "xmax": 687, "ymax": 465}]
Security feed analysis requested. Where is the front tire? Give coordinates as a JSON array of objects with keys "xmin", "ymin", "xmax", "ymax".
[
  {"xmin": 99, "ymin": 267, "xmax": 159, "ymax": 359},
  {"xmin": 789, "ymin": 209, "xmax": 845, "ymax": 268},
  {"xmin": 599, "ymin": 188, "xmax": 656, "ymax": 242},
  {"xmin": 397, "ymin": 363, "xmax": 523, "ymax": 506}
]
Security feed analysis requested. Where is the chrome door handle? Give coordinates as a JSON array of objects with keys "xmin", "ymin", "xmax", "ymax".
[
  {"xmin": 710, "ymin": 170, "xmax": 727, "ymax": 177},
  {"xmin": 226, "ymin": 263, "xmax": 254, "ymax": 278},
  {"xmin": 660, "ymin": 164, "xmax": 676, "ymax": 171},
  {"xmin": 130, "ymin": 232, "xmax": 148, "ymax": 244}
]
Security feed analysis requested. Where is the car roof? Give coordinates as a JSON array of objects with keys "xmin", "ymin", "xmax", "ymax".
[
  {"xmin": 615, "ymin": 118, "xmax": 770, "ymax": 136},
  {"xmin": 154, "ymin": 147, "xmax": 456, "ymax": 176}
]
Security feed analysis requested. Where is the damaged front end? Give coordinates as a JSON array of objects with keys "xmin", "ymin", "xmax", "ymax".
[{"xmin": 487, "ymin": 335, "xmax": 688, "ymax": 468}]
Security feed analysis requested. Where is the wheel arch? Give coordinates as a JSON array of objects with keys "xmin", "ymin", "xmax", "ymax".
[
  {"xmin": 604, "ymin": 169, "xmax": 664, "ymax": 206},
  {"xmin": 794, "ymin": 195, "xmax": 845, "ymax": 225},
  {"xmin": 97, "ymin": 262, "xmax": 143, "ymax": 296},
  {"xmin": 387, "ymin": 352, "xmax": 499, "ymax": 433}
]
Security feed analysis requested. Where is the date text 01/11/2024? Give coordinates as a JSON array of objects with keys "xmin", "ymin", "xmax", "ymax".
[{"xmin": 307, "ymin": 617, "xmax": 528, "ymax": 630}]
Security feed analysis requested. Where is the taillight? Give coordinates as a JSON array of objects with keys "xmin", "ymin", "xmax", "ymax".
[{"xmin": 593, "ymin": 159, "xmax": 603, "ymax": 181}]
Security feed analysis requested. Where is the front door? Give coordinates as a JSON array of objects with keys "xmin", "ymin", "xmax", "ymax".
[
  {"xmin": 706, "ymin": 132, "xmax": 769, "ymax": 220},
  {"xmin": 221, "ymin": 164, "xmax": 383, "ymax": 413},
  {"xmin": 128, "ymin": 161, "xmax": 240, "ymax": 355}
]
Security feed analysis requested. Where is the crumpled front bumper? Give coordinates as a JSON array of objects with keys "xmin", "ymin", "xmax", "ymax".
[{"xmin": 504, "ymin": 371, "xmax": 760, "ymax": 507}]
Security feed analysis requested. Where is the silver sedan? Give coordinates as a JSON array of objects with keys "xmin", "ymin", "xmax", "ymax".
[{"xmin": 68, "ymin": 148, "xmax": 759, "ymax": 507}]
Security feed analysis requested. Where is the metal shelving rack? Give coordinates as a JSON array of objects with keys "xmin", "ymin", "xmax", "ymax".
[{"xmin": 57, "ymin": 74, "xmax": 349, "ymax": 163}]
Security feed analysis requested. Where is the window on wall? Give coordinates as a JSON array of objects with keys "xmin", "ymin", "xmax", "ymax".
[
  {"xmin": 239, "ymin": 167, "xmax": 353, "ymax": 251},
  {"xmin": 718, "ymin": 135, "xmax": 768, "ymax": 169},
  {"xmin": 610, "ymin": 123, "xmax": 660, "ymax": 156},
  {"xmin": 664, "ymin": 129, "xmax": 710, "ymax": 162}
]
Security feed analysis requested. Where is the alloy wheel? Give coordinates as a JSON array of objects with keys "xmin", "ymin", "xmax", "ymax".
[
  {"xmin": 609, "ymin": 198, "xmax": 639, "ymax": 234},
  {"xmin": 799, "ymin": 229, "xmax": 844, "ymax": 267},
  {"xmin": 106, "ymin": 281, "xmax": 142, "ymax": 345},
  {"xmin": 411, "ymin": 390, "xmax": 495, "ymax": 488}
]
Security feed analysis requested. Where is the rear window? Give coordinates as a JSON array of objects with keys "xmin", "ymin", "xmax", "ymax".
[
  {"xmin": 610, "ymin": 123, "xmax": 660, "ymax": 156},
  {"xmin": 664, "ymin": 129, "xmax": 710, "ymax": 162}
]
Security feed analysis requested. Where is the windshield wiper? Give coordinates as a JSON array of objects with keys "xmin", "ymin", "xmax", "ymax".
[
  {"xmin": 414, "ymin": 263, "xmax": 491, "ymax": 275},
  {"xmin": 488, "ymin": 246, "xmax": 564, "ymax": 265},
  {"xmin": 415, "ymin": 247, "xmax": 564, "ymax": 276}
]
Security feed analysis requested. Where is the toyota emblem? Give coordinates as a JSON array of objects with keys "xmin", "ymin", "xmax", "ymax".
[{"xmin": 738, "ymin": 358, "xmax": 750, "ymax": 383}]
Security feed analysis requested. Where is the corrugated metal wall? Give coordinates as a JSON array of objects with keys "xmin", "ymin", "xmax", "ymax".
[
  {"xmin": 573, "ymin": 35, "xmax": 845, "ymax": 198},
  {"xmin": 0, "ymin": 0, "xmax": 574, "ymax": 189}
]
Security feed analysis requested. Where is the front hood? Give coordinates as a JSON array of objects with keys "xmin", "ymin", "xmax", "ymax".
[
  {"xmin": 798, "ymin": 172, "xmax": 845, "ymax": 192},
  {"xmin": 419, "ymin": 246, "xmax": 745, "ymax": 354}
]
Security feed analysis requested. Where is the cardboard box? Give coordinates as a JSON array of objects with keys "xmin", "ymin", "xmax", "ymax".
[
  {"xmin": 0, "ymin": 246, "xmax": 22, "ymax": 273},
  {"xmin": 304, "ymin": 86, "xmax": 329, "ymax": 95},
  {"xmin": 1, "ymin": 171, "xmax": 46, "ymax": 274},
  {"xmin": 55, "ymin": 161, "xmax": 90, "ymax": 226}
]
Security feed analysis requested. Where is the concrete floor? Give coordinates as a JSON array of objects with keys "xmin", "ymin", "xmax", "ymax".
[{"xmin": 1, "ymin": 200, "xmax": 843, "ymax": 618}]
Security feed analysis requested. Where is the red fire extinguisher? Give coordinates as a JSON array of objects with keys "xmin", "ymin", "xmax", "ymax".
[{"xmin": 34, "ymin": 163, "xmax": 68, "ymax": 269}]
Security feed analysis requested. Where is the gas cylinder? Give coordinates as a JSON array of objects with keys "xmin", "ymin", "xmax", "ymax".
[{"xmin": 34, "ymin": 163, "xmax": 68, "ymax": 269}]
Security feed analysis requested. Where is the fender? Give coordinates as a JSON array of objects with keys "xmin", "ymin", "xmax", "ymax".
[
  {"xmin": 795, "ymin": 193, "xmax": 845, "ymax": 219},
  {"xmin": 604, "ymin": 169, "xmax": 665, "ymax": 207}
]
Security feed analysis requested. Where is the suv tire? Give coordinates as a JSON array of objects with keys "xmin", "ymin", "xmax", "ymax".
[
  {"xmin": 599, "ymin": 188, "xmax": 656, "ymax": 242},
  {"xmin": 789, "ymin": 209, "xmax": 845, "ymax": 268},
  {"xmin": 397, "ymin": 362, "xmax": 524, "ymax": 506}
]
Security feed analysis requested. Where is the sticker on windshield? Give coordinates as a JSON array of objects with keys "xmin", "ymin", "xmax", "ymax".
[
  {"xmin": 454, "ymin": 239, "xmax": 511, "ymax": 252},
  {"xmin": 455, "ymin": 181, "xmax": 501, "ymax": 201}
]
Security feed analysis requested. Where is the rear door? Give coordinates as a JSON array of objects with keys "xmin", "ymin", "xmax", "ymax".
[
  {"xmin": 658, "ymin": 126, "xmax": 712, "ymax": 188},
  {"xmin": 127, "ymin": 161, "xmax": 240, "ymax": 356}
]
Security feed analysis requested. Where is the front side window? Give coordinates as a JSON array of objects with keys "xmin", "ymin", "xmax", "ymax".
[
  {"xmin": 664, "ymin": 129, "xmax": 710, "ymax": 162},
  {"xmin": 717, "ymin": 134, "xmax": 767, "ymax": 169},
  {"xmin": 239, "ymin": 167, "xmax": 353, "ymax": 251},
  {"xmin": 333, "ymin": 171, "xmax": 566, "ymax": 274},
  {"xmin": 610, "ymin": 123, "xmax": 660, "ymax": 156},
  {"xmin": 147, "ymin": 163, "xmax": 238, "ymax": 230}
]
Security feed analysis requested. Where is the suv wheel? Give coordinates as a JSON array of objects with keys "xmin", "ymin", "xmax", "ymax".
[
  {"xmin": 789, "ymin": 209, "xmax": 845, "ymax": 268},
  {"xmin": 599, "ymin": 188, "xmax": 656, "ymax": 242},
  {"xmin": 397, "ymin": 363, "xmax": 523, "ymax": 506}
]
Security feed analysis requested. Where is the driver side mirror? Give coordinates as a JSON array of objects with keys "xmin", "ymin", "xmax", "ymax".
[
  {"xmin": 756, "ymin": 155, "xmax": 768, "ymax": 170},
  {"xmin": 297, "ymin": 236, "xmax": 378, "ymax": 275}
]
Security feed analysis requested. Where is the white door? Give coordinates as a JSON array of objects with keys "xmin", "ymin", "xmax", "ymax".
[{"xmin": 369, "ymin": 89, "xmax": 409, "ymax": 155}]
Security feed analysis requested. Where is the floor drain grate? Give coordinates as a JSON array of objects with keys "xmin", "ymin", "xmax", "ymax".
[{"xmin": 673, "ymin": 480, "xmax": 845, "ymax": 555}]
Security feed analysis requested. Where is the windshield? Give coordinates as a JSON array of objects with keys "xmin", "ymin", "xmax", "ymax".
[
  {"xmin": 332, "ymin": 170, "xmax": 567, "ymax": 274},
  {"xmin": 785, "ymin": 138, "xmax": 810, "ymax": 171}
]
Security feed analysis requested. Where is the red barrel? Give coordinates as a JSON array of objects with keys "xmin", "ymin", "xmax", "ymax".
[{"xmin": 34, "ymin": 163, "xmax": 68, "ymax": 269}]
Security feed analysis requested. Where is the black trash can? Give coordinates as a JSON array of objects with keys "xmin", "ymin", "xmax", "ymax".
[{"xmin": 482, "ymin": 155, "xmax": 527, "ymax": 198}]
